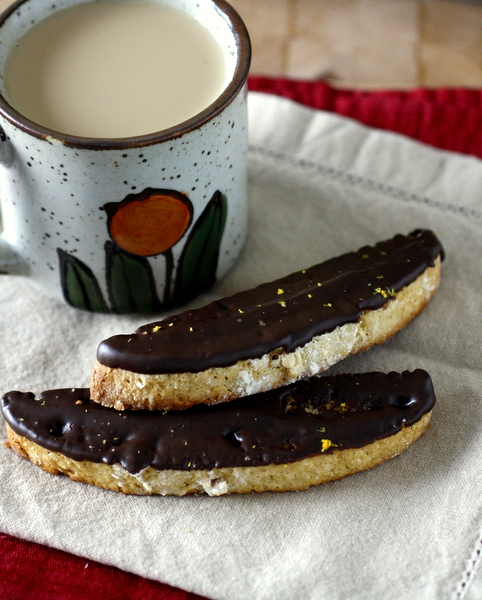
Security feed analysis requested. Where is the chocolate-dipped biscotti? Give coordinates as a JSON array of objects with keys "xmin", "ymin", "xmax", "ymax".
[
  {"xmin": 2, "ymin": 370, "xmax": 435, "ymax": 496},
  {"xmin": 91, "ymin": 230, "xmax": 443, "ymax": 411}
]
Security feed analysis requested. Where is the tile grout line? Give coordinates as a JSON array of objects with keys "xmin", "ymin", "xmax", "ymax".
[
  {"xmin": 280, "ymin": 0, "xmax": 298, "ymax": 76},
  {"xmin": 415, "ymin": 0, "xmax": 426, "ymax": 86}
]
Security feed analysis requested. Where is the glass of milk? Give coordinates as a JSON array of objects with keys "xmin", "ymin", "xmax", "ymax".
[{"xmin": 0, "ymin": 0, "xmax": 251, "ymax": 313}]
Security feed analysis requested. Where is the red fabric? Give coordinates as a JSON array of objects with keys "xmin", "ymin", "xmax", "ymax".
[
  {"xmin": 248, "ymin": 77, "xmax": 482, "ymax": 159},
  {"xmin": 2, "ymin": 77, "xmax": 481, "ymax": 600},
  {"xmin": 0, "ymin": 533, "xmax": 205, "ymax": 600}
]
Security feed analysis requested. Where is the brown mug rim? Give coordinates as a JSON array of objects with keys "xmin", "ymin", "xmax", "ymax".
[{"xmin": 0, "ymin": 0, "xmax": 251, "ymax": 150}]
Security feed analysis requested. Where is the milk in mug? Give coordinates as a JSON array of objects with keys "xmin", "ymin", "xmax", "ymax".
[{"xmin": 4, "ymin": 0, "xmax": 228, "ymax": 138}]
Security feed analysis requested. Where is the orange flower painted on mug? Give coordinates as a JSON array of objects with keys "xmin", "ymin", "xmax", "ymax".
[{"xmin": 104, "ymin": 188, "xmax": 193, "ymax": 256}]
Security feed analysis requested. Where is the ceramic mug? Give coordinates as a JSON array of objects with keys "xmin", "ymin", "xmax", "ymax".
[{"xmin": 0, "ymin": 0, "xmax": 250, "ymax": 313}]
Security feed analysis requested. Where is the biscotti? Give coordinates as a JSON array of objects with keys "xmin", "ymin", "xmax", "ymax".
[
  {"xmin": 91, "ymin": 230, "xmax": 443, "ymax": 411},
  {"xmin": 1, "ymin": 370, "xmax": 436, "ymax": 496}
]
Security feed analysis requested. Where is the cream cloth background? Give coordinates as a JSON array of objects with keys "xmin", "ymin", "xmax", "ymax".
[{"xmin": 1, "ymin": 92, "xmax": 482, "ymax": 600}]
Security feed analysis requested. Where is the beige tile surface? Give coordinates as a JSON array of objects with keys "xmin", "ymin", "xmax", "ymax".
[
  {"xmin": 228, "ymin": 0, "xmax": 293, "ymax": 74},
  {"xmin": 289, "ymin": 0, "xmax": 421, "ymax": 85},
  {"xmin": 230, "ymin": 0, "xmax": 482, "ymax": 88},
  {"xmin": 421, "ymin": 1, "xmax": 482, "ymax": 86}
]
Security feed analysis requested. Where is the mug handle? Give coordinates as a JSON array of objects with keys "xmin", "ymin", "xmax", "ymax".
[{"xmin": 0, "ymin": 126, "xmax": 26, "ymax": 274}]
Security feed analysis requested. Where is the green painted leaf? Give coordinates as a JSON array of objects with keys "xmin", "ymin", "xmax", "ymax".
[
  {"xmin": 57, "ymin": 248, "xmax": 108, "ymax": 312},
  {"xmin": 173, "ymin": 190, "xmax": 228, "ymax": 306},
  {"xmin": 105, "ymin": 241, "xmax": 162, "ymax": 313}
]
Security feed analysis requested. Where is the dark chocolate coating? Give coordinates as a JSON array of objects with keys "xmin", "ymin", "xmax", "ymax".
[
  {"xmin": 1, "ymin": 370, "xmax": 435, "ymax": 474},
  {"xmin": 96, "ymin": 230, "xmax": 443, "ymax": 374}
]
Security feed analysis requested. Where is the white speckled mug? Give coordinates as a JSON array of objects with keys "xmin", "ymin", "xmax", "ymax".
[{"xmin": 0, "ymin": 0, "xmax": 250, "ymax": 313}]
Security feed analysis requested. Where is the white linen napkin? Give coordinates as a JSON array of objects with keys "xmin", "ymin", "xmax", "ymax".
[{"xmin": 1, "ymin": 91, "xmax": 482, "ymax": 600}]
